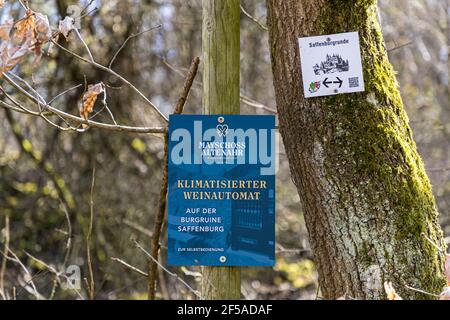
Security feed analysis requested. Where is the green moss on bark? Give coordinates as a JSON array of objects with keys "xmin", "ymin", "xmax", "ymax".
[
  {"xmin": 315, "ymin": 2, "xmax": 446, "ymax": 298},
  {"xmin": 267, "ymin": 0, "xmax": 447, "ymax": 299}
]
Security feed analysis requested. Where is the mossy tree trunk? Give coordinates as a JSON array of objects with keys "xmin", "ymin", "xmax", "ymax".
[{"xmin": 266, "ymin": 0, "xmax": 447, "ymax": 299}]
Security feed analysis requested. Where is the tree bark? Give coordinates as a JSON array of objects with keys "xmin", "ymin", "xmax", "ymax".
[{"xmin": 267, "ymin": 0, "xmax": 447, "ymax": 299}]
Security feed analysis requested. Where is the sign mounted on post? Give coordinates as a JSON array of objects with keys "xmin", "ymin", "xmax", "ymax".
[
  {"xmin": 168, "ymin": 115, "xmax": 276, "ymax": 267},
  {"xmin": 299, "ymin": 31, "xmax": 365, "ymax": 98}
]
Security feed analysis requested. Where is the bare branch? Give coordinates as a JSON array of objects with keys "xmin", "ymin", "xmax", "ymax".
[
  {"xmin": 60, "ymin": 202, "xmax": 72, "ymax": 271},
  {"xmin": 109, "ymin": 25, "xmax": 162, "ymax": 69},
  {"xmin": 1, "ymin": 73, "xmax": 166, "ymax": 134},
  {"xmin": 148, "ymin": 131, "xmax": 168, "ymax": 300},
  {"xmin": 51, "ymin": 40, "xmax": 169, "ymax": 123},
  {"xmin": 160, "ymin": 57, "xmax": 277, "ymax": 114},
  {"xmin": 135, "ymin": 241, "xmax": 202, "ymax": 300},
  {"xmin": 1, "ymin": 248, "xmax": 44, "ymax": 300},
  {"xmin": 422, "ymin": 232, "xmax": 446, "ymax": 253},
  {"xmin": 48, "ymin": 84, "xmax": 83, "ymax": 104},
  {"xmin": 23, "ymin": 252, "xmax": 58, "ymax": 275},
  {"xmin": 240, "ymin": 4, "xmax": 268, "ymax": 31},
  {"xmin": 0, "ymin": 216, "xmax": 10, "ymax": 300},
  {"xmin": 387, "ymin": 41, "xmax": 413, "ymax": 53},
  {"xmin": 240, "ymin": 94, "xmax": 277, "ymax": 114},
  {"xmin": 148, "ymin": 56, "xmax": 200, "ymax": 300},
  {"xmin": 86, "ymin": 167, "xmax": 96, "ymax": 300},
  {"xmin": 404, "ymin": 284, "xmax": 441, "ymax": 298},
  {"xmin": 173, "ymin": 57, "xmax": 200, "ymax": 114},
  {"xmin": 122, "ymin": 219, "xmax": 154, "ymax": 238},
  {"xmin": 73, "ymin": 29, "xmax": 95, "ymax": 62},
  {"xmin": 23, "ymin": 252, "xmax": 84, "ymax": 300},
  {"xmin": 428, "ymin": 167, "xmax": 450, "ymax": 173},
  {"xmin": 111, "ymin": 258, "xmax": 148, "ymax": 277}
]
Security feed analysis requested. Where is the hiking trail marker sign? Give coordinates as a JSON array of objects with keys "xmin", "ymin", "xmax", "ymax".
[
  {"xmin": 299, "ymin": 31, "xmax": 365, "ymax": 98},
  {"xmin": 168, "ymin": 115, "xmax": 276, "ymax": 267}
]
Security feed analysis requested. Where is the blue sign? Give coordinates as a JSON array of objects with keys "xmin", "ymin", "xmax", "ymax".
[{"xmin": 168, "ymin": 115, "xmax": 276, "ymax": 267}]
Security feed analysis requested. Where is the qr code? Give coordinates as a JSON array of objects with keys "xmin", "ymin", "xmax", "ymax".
[{"xmin": 349, "ymin": 77, "xmax": 359, "ymax": 88}]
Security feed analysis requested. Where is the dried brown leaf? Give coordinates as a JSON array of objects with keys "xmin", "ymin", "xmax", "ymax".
[
  {"xmin": 0, "ymin": 19, "xmax": 13, "ymax": 41},
  {"xmin": 29, "ymin": 13, "xmax": 51, "ymax": 67},
  {"xmin": 384, "ymin": 282, "xmax": 403, "ymax": 300},
  {"xmin": 14, "ymin": 10, "xmax": 36, "ymax": 42},
  {"xmin": 34, "ymin": 13, "xmax": 51, "ymax": 43},
  {"xmin": 0, "ymin": 39, "xmax": 32, "ymax": 73},
  {"xmin": 58, "ymin": 16, "xmax": 75, "ymax": 41},
  {"xmin": 80, "ymin": 83, "xmax": 105, "ymax": 128}
]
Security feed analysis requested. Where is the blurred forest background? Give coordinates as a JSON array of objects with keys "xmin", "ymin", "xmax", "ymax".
[{"xmin": 0, "ymin": 0, "xmax": 448, "ymax": 300}]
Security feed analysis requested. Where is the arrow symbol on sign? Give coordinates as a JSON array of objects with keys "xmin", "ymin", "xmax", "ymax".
[
  {"xmin": 333, "ymin": 77, "xmax": 343, "ymax": 88},
  {"xmin": 323, "ymin": 78, "xmax": 332, "ymax": 88}
]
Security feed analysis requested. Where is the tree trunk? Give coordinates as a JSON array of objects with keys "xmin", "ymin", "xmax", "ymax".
[
  {"xmin": 266, "ymin": 0, "xmax": 447, "ymax": 300},
  {"xmin": 200, "ymin": 0, "xmax": 241, "ymax": 300}
]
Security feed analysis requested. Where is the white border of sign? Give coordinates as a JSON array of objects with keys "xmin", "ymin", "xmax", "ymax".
[{"xmin": 299, "ymin": 32, "xmax": 365, "ymax": 98}]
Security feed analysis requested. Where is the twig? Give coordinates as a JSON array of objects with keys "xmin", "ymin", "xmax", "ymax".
[
  {"xmin": 161, "ymin": 58, "xmax": 196, "ymax": 81},
  {"xmin": 428, "ymin": 167, "xmax": 450, "ymax": 173},
  {"xmin": 111, "ymin": 258, "xmax": 148, "ymax": 277},
  {"xmin": 4, "ymin": 74, "xmax": 76, "ymax": 128},
  {"xmin": 160, "ymin": 57, "xmax": 276, "ymax": 114},
  {"xmin": 51, "ymin": 40, "xmax": 168, "ymax": 123},
  {"xmin": 86, "ymin": 167, "xmax": 96, "ymax": 300},
  {"xmin": 23, "ymin": 252, "xmax": 58, "ymax": 275},
  {"xmin": 100, "ymin": 88, "xmax": 118, "ymax": 125},
  {"xmin": 60, "ymin": 201, "xmax": 73, "ymax": 272},
  {"xmin": 0, "ymin": 216, "xmax": 10, "ymax": 300},
  {"xmin": 4, "ymin": 107, "xmax": 76, "ymax": 212},
  {"xmin": 18, "ymin": 0, "xmax": 28, "ymax": 10},
  {"xmin": 158, "ymin": 268, "xmax": 170, "ymax": 300},
  {"xmin": 181, "ymin": 267, "xmax": 203, "ymax": 279},
  {"xmin": 73, "ymin": 29, "xmax": 95, "ymax": 62},
  {"xmin": 387, "ymin": 41, "xmax": 413, "ymax": 53},
  {"xmin": 0, "ymin": 86, "xmax": 41, "ymax": 116},
  {"xmin": 80, "ymin": 0, "xmax": 96, "ymax": 16},
  {"xmin": 48, "ymin": 84, "xmax": 83, "ymax": 104},
  {"xmin": 147, "ymin": 57, "xmax": 200, "ymax": 300},
  {"xmin": 276, "ymin": 244, "xmax": 311, "ymax": 256},
  {"xmin": 2, "ymin": 73, "xmax": 166, "ymax": 134},
  {"xmin": 43, "ymin": 201, "xmax": 73, "ymax": 300},
  {"xmin": 240, "ymin": 5, "xmax": 268, "ymax": 31},
  {"xmin": 23, "ymin": 251, "xmax": 84, "ymax": 300},
  {"xmin": 173, "ymin": 57, "xmax": 200, "ymax": 114},
  {"xmin": 422, "ymin": 232, "xmax": 446, "ymax": 253},
  {"xmin": 109, "ymin": 25, "xmax": 162, "ymax": 68},
  {"xmin": 404, "ymin": 284, "xmax": 441, "ymax": 298},
  {"xmin": 122, "ymin": 219, "xmax": 153, "ymax": 238},
  {"xmin": 148, "ymin": 130, "xmax": 168, "ymax": 300},
  {"xmin": 1, "ymin": 249, "xmax": 43, "ymax": 299},
  {"xmin": 240, "ymin": 94, "xmax": 277, "ymax": 114},
  {"xmin": 8, "ymin": 72, "xmax": 46, "ymax": 106},
  {"xmin": 135, "ymin": 241, "xmax": 202, "ymax": 300}
]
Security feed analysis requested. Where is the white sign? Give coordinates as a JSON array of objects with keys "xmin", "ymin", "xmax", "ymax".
[{"xmin": 299, "ymin": 32, "xmax": 365, "ymax": 98}]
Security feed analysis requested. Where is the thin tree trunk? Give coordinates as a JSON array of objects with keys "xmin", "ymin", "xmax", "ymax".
[
  {"xmin": 266, "ymin": 0, "xmax": 447, "ymax": 299},
  {"xmin": 200, "ymin": 0, "xmax": 241, "ymax": 300}
]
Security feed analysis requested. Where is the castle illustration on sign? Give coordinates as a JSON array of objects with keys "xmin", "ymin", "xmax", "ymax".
[{"xmin": 313, "ymin": 54, "xmax": 349, "ymax": 75}]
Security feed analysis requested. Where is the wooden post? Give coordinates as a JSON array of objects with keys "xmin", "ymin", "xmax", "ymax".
[{"xmin": 201, "ymin": 0, "xmax": 241, "ymax": 300}]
